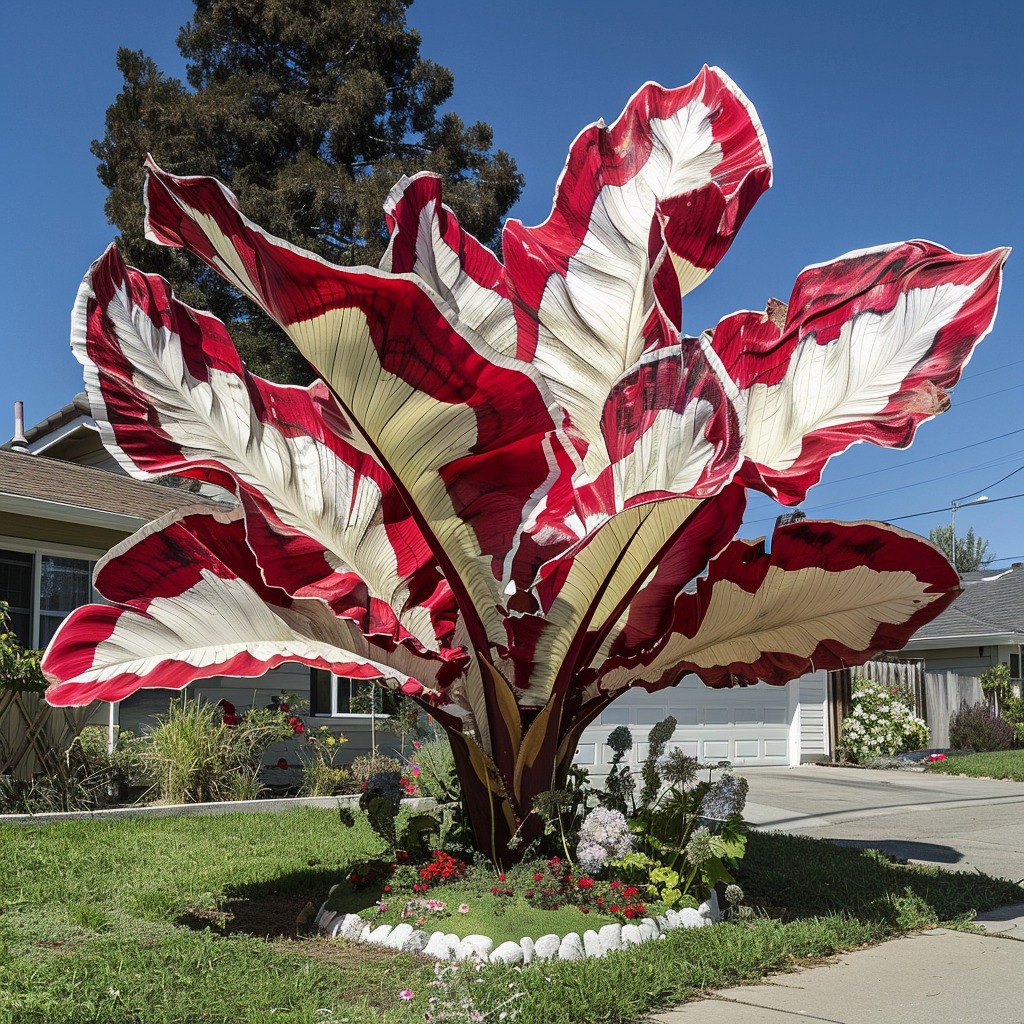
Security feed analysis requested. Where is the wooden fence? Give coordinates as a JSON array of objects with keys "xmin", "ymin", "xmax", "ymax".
[
  {"xmin": 0, "ymin": 690, "xmax": 92, "ymax": 781},
  {"xmin": 922, "ymin": 671, "xmax": 985, "ymax": 748},
  {"xmin": 828, "ymin": 660, "xmax": 983, "ymax": 752}
]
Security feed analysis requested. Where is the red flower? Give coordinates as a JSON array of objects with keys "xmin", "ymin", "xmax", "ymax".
[
  {"xmin": 279, "ymin": 702, "xmax": 290, "ymax": 713},
  {"xmin": 498, "ymin": 874, "xmax": 506, "ymax": 882},
  {"xmin": 577, "ymin": 877, "xmax": 594, "ymax": 889},
  {"xmin": 610, "ymin": 880, "xmax": 622, "ymax": 890},
  {"xmin": 276, "ymin": 757, "xmax": 288, "ymax": 770},
  {"xmin": 624, "ymin": 908, "xmax": 635, "ymax": 918},
  {"xmin": 534, "ymin": 873, "xmax": 543, "ymax": 882},
  {"xmin": 610, "ymin": 905, "xmax": 620, "ymax": 913},
  {"xmin": 623, "ymin": 886, "xmax": 639, "ymax": 899},
  {"xmin": 292, "ymin": 722, "xmax": 304, "ymax": 734}
]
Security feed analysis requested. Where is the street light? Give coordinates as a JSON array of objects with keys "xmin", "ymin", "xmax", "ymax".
[{"xmin": 950, "ymin": 495, "xmax": 989, "ymax": 573}]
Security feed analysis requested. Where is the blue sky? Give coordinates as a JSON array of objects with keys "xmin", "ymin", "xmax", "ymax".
[{"xmin": 2, "ymin": 1, "xmax": 1022, "ymax": 562}]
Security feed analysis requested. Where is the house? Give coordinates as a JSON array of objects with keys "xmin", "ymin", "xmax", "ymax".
[
  {"xmin": 900, "ymin": 563, "xmax": 1024, "ymax": 687},
  {"xmin": 6, "ymin": 396, "xmax": 832, "ymax": 771}
]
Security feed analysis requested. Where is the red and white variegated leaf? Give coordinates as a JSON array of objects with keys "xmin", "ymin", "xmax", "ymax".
[
  {"xmin": 595, "ymin": 332, "xmax": 742, "ymax": 506},
  {"xmin": 589, "ymin": 520, "xmax": 960, "ymax": 698},
  {"xmin": 75, "ymin": 247, "xmax": 454, "ymax": 649},
  {"xmin": 595, "ymin": 484, "xmax": 747, "ymax": 666},
  {"xmin": 381, "ymin": 173, "xmax": 518, "ymax": 354},
  {"xmin": 499, "ymin": 68, "xmax": 770, "ymax": 475},
  {"xmin": 143, "ymin": 160, "xmax": 572, "ymax": 654},
  {"xmin": 708, "ymin": 241, "xmax": 1009, "ymax": 505},
  {"xmin": 505, "ymin": 495, "xmax": 705, "ymax": 704},
  {"xmin": 43, "ymin": 507, "xmax": 465, "ymax": 708}
]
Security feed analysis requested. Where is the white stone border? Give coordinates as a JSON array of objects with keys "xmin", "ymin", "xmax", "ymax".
[{"xmin": 315, "ymin": 890, "xmax": 720, "ymax": 964}]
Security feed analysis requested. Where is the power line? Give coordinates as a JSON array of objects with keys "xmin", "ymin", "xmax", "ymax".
[
  {"xmin": 886, "ymin": 490, "xmax": 1024, "ymax": 523},
  {"xmin": 805, "ymin": 428, "xmax": 1024, "ymax": 493}
]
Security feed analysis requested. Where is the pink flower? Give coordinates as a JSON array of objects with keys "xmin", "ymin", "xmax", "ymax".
[
  {"xmin": 399, "ymin": 989, "xmax": 414, "ymax": 1000},
  {"xmin": 458, "ymin": 903, "xmax": 470, "ymax": 914},
  {"xmin": 413, "ymin": 740, "xmax": 421, "ymax": 749}
]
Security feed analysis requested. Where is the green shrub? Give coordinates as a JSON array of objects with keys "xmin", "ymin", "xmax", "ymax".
[
  {"xmin": 948, "ymin": 700, "xmax": 1015, "ymax": 752},
  {"xmin": 299, "ymin": 759, "xmax": 357, "ymax": 797},
  {"xmin": 839, "ymin": 678, "xmax": 929, "ymax": 762},
  {"xmin": 142, "ymin": 696, "xmax": 296, "ymax": 803},
  {"xmin": 0, "ymin": 602, "xmax": 45, "ymax": 694}
]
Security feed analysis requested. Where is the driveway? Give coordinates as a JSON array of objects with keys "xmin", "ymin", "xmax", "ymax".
[{"xmin": 741, "ymin": 764, "xmax": 1024, "ymax": 882}]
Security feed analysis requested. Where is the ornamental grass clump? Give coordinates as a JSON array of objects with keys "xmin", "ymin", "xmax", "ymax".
[{"xmin": 839, "ymin": 679, "xmax": 929, "ymax": 763}]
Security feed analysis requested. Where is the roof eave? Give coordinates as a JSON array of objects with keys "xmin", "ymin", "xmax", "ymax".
[{"xmin": 0, "ymin": 492, "xmax": 145, "ymax": 534}]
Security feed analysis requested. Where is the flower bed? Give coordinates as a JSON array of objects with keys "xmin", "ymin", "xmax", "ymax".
[{"xmin": 314, "ymin": 888, "xmax": 721, "ymax": 963}]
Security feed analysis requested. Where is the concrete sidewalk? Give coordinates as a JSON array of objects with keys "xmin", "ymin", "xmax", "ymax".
[{"xmin": 654, "ymin": 904, "xmax": 1024, "ymax": 1023}]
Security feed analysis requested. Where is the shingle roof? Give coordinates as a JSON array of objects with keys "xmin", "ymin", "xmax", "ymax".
[
  {"xmin": 911, "ymin": 564, "xmax": 1024, "ymax": 641},
  {"xmin": 0, "ymin": 450, "xmax": 218, "ymax": 522},
  {"xmin": 3, "ymin": 392, "xmax": 92, "ymax": 449}
]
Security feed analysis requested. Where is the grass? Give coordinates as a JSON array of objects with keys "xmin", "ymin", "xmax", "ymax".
[
  {"xmin": 926, "ymin": 748, "xmax": 1024, "ymax": 781},
  {"xmin": 1, "ymin": 809, "xmax": 1021, "ymax": 1024}
]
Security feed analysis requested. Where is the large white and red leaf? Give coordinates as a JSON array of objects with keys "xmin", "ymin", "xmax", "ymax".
[
  {"xmin": 708, "ymin": 241, "xmax": 1009, "ymax": 505},
  {"xmin": 381, "ymin": 173, "xmax": 518, "ymax": 355},
  {"xmin": 144, "ymin": 160, "xmax": 573, "ymax": 653},
  {"xmin": 75, "ymin": 247, "xmax": 454, "ymax": 649},
  {"xmin": 43, "ymin": 508, "xmax": 463, "ymax": 708},
  {"xmin": 499, "ymin": 67, "xmax": 771, "ymax": 474},
  {"xmin": 503, "ymin": 494, "xmax": 710, "ymax": 704},
  {"xmin": 590, "ymin": 520, "xmax": 960, "ymax": 697}
]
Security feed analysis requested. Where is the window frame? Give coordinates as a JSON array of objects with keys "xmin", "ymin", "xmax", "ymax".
[
  {"xmin": 0, "ymin": 535, "xmax": 103, "ymax": 649},
  {"xmin": 309, "ymin": 669, "xmax": 393, "ymax": 720}
]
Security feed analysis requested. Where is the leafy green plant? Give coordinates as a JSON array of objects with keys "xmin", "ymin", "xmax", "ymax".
[
  {"xmin": 358, "ymin": 771, "xmax": 440, "ymax": 860},
  {"xmin": 579, "ymin": 719, "xmax": 751, "ymax": 906},
  {"xmin": 0, "ymin": 602, "xmax": 45, "ymax": 693},
  {"xmin": 839, "ymin": 678, "xmax": 929, "ymax": 762}
]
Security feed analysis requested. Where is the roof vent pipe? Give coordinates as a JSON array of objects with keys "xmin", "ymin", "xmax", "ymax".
[{"xmin": 10, "ymin": 401, "xmax": 28, "ymax": 451}]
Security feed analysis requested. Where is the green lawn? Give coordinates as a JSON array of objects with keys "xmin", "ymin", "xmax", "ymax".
[
  {"xmin": 1, "ymin": 808, "xmax": 1020, "ymax": 1024},
  {"xmin": 926, "ymin": 748, "xmax": 1024, "ymax": 781}
]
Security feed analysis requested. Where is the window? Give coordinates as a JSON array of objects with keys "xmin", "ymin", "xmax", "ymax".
[
  {"xmin": 0, "ymin": 546, "xmax": 96, "ymax": 649},
  {"xmin": 1011, "ymin": 652, "xmax": 1021, "ymax": 681},
  {"xmin": 310, "ymin": 669, "xmax": 397, "ymax": 717}
]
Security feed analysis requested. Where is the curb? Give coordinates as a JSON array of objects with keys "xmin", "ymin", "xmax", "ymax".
[{"xmin": 0, "ymin": 794, "xmax": 437, "ymax": 825}]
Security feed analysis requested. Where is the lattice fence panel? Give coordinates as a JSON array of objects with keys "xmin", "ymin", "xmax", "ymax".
[{"xmin": 0, "ymin": 690, "xmax": 92, "ymax": 781}]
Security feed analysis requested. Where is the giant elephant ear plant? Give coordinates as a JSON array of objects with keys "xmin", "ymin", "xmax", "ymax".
[{"xmin": 44, "ymin": 67, "xmax": 1007, "ymax": 864}]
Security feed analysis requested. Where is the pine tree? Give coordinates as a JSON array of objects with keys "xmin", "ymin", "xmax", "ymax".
[{"xmin": 92, "ymin": 0, "xmax": 524, "ymax": 383}]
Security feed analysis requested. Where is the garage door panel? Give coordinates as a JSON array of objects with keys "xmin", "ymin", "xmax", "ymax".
[{"xmin": 576, "ymin": 674, "xmax": 800, "ymax": 776}]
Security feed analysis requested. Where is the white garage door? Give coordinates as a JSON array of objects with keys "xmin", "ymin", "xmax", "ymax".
[{"xmin": 575, "ymin": 676, "xmax": 794, "ymax": 780}]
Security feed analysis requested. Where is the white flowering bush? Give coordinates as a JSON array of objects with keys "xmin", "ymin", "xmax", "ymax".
[{"xmin": 839, "ymin": 679, "xmax": 929, "ymax": 763}]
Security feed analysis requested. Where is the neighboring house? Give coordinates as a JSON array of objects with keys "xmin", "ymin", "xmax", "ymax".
[
  {"xmin": 899, "ymin": 563, "xmax": 1024, "ymax": 687},
  {"xmin": 6, "ymin": 396, "xmax": 831, "ymax": 771}
]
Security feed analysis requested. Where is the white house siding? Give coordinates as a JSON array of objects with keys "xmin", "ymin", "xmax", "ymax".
[
  {"xmin": 797, "ymin": 669, "xmax": 829, "ymax": 762},
  {"xmin": 575, "ymin": 675, "xmax": 800, "ymax": 783}
]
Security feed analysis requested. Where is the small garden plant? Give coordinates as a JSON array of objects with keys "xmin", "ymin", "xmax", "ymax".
[
  {"xmin": 839, "ymin": 678, "xmax": 930, "ymax": 763},
  {"xmin": 325, "ymin": 716, "xmax": 752, "ymax": 942}
]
